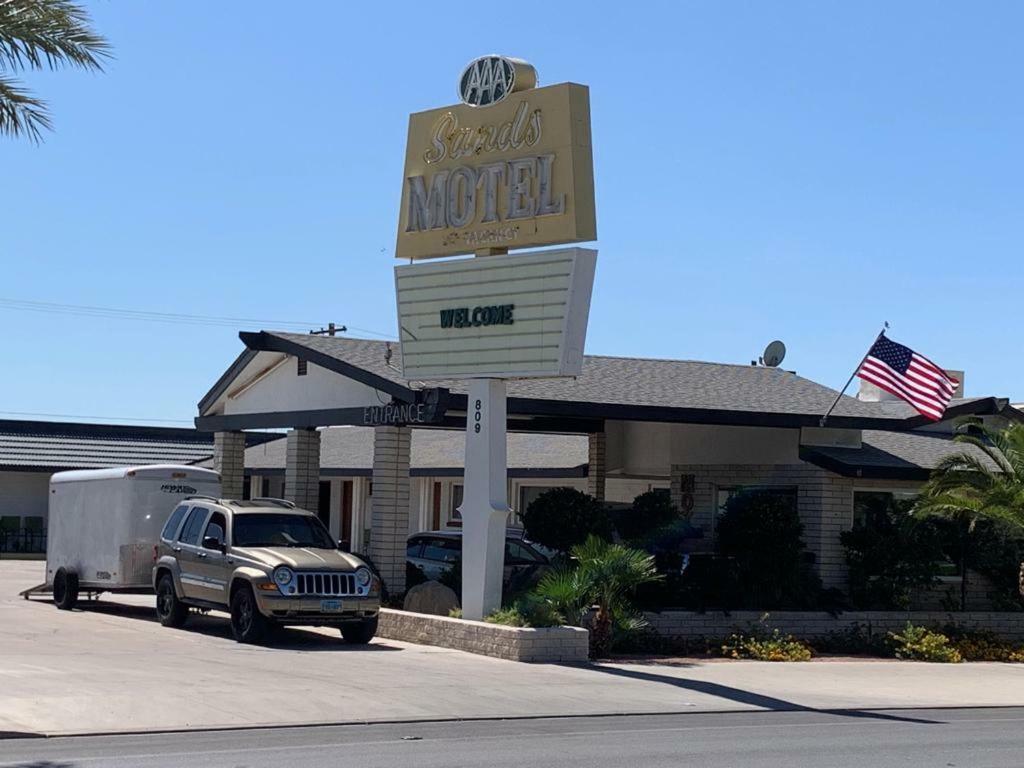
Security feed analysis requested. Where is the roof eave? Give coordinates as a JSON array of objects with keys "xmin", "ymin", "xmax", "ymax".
[{"xmin": 799, "ymin": 447, "xmax": 931, "ymax": 482}]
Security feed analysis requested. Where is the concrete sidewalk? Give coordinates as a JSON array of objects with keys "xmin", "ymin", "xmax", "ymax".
[{"xmin": 2, "ymin": 561, "xmax": 1023, "ymax": 737}]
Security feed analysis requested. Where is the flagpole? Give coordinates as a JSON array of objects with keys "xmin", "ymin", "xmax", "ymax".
[{"xmin": 819, "ymin": 322, "xmax": 889, "ymax": 428}]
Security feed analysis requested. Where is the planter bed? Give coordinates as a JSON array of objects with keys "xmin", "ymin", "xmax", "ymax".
[{"xmin": 377, "ymin": 608, "xmax": 589, "ymax": 662}]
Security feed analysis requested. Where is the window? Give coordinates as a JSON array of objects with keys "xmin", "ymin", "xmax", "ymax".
[
  {"xmin": 449, "ymin": 484, "xmax": 463, "ymax": 525},
  {"xmin": 0, "ymin": 516, "xmax": 19, "ymax": 533},
  {"xmin": 297, "ymin": 358, "xmax": 308, "ymax": 376},
  {"xmin": 178, "ymin": 507, "xmax": 209, "ymax": 546},
  {"xmin": 421, "ymin": 537, "xmax": 460, "ymax": 563},
  {"xmin": 853, "ymin": 490, "xmax": 916, "ymax": 530},
  {"xmin": 232, "ymin": 513, "xmax": 334, "ymax": 548},
  {"xmin": 161, "ymin": 505, "xmax": 190, "ymax": 541},
  {"xmin": 242, "ymin": 477, "xmax": 251, "ymax": 501},
  {"xmin": 202, "ymin": 512, "xmax": 227, "ymax": 548},
  {"xmin": 406, "ymin": 538, "xmax": 424, "ymax": 558},
  {"xmin": 23, "ymin": 516, "xmax": 43, "ymax": 533}
]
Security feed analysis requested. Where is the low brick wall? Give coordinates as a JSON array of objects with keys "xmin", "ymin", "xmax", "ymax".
[
  {"xmin": 646, "ymin": 610, "xmax": 1024, "ymax": 643},
  {"xmin": 378, "ymin": 608, "xmax": 589, "ymax": 663}
]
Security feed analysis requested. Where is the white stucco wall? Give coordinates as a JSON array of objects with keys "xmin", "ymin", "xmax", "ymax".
[{"xmin": 605, "ymin": 421, "xmax": 801, "ymax": 476}]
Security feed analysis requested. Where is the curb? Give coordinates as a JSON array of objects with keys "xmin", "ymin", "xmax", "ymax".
[{"xmin": 6, "ymin": 704, "xmax": 1024, "ymax": 740}]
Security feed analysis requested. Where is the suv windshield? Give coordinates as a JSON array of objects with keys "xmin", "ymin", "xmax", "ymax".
[{"xmin": 232, "ymin": 513, "xmax": 335, "ymax": 549}]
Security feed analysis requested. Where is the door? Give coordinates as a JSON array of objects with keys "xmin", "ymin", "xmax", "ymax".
[
  {"xmin": 340, "ymin": 481, "xmax": 353, "ymax": 550},
  {"xmin": 192, "ymin": 511, "xmax": 229, "ymax": 604},
  {"xmin": 317, "ymin": 481, "xmax": 331, "ymax": 528},
  {"xmin": 174, "ymin": 507, "xmax": 210, "ymax": 600},
  {"xmin": 431, "ymin": 482, "xmax": 442, "ymax": 531}
]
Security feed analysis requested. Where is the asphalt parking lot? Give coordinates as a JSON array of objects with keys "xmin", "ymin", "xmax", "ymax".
[{"xmin": 2, "ymin": 560, "xmax": 1024, "ymax": 738}]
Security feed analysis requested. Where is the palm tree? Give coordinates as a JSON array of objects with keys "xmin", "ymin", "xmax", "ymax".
[
  {"xmin": 916, "ymin": 420, "xmax": 1024, "ymax": 607},
  {"xmin": 0, "ymin": 0, "xmax": 110, "ymax": 142},
  {"xmin": 536, "ymin": 535, "xmax": 660, "ymax": 657}
]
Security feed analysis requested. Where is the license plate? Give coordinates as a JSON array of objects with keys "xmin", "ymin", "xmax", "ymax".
[{"xmin": 320, "ymin": 599, "xmax": 343, "ymax": 613}]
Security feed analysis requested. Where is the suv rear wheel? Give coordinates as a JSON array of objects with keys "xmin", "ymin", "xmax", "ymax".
[
  {"xmin": 340, "ymin": 615, "xmax": 378, "ymax": 645},
  {"xmin": 230, "ymin": 584, "xmax": 268, "ymax": 644},
  {"xmin": 155, "ymin": 574, "xmax": 189, "ymax": 628}
]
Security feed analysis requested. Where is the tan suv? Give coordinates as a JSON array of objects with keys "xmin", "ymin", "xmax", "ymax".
[{"xmin": 152, "ymin": 497, "xmax": 380, "ymax": 644}]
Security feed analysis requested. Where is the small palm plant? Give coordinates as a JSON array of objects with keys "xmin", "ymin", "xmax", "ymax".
[
  {"xmin": 535, "ymin": 535, "xmax": 661, "ymax": 657},
  {"xmin": 916, "ymin": 420, "xmax": 1024, "ymax": 604},
  {"xmin": 0, "ymin": 0, "xmax": 110, "ymax": 141}
]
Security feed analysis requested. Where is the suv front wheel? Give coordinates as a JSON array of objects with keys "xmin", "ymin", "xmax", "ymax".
[
  {"xmin": 230, "ymin": 583, "xmax": 269, "ymax": 644},
  {"xmin": 340, "ymin": 615, "xmax": 378, "ymax": 645}
]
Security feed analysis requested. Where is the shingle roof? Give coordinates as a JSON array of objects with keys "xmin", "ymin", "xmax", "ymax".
[
  {"xmin": 801, "ymin": 429, "xmax": 1000, "ymax": 480},
  {"xmin": 218, "ymin": 333, "xmax": 1015, "ymax": 434},
  {"xmin": 239, "ymin": 427, "xmax": 587, "ymax": 477},
  {"xmin": 0, "ymin": 420, "xmax": 272, "ymax": 472}
]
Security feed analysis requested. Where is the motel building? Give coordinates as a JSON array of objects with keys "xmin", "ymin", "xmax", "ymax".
[
  {"xmin": 4, "ymin": 57, "xmax": 1020, "ymax": 618},
  {"xmin": 194, "ymin": 330, "xmax": 1022, "ymax": 597}
]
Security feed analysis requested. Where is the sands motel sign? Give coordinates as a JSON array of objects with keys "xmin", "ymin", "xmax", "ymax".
[{"xmin": 392, "ymin": 56, "xmax": 598, "ymax": 619}]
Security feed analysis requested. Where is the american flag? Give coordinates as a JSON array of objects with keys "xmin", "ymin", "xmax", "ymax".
[{"xmin": 856, "ymin": 334, "xmax": 958, "ymax": 421}]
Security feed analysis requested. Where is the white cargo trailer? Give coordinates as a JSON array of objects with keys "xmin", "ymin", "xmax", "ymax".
[{"xmin": 22, "ymin": 464, "xmax": 221, "ymax": 609}]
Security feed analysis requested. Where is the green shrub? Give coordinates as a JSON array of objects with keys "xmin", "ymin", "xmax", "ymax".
[
  {"xmin": 941, "ymin": 626, "xmax": 1024, "ymax": 662},
  {"xmin": 888, "ymin": 623, "xmax": 962, "ymax": 663},
  {"xmin": 448, "ymin": 607, "xmax": 462, "ymax": 619},
  {"xmin": 485, "ymin": 606, "xmax": 530, "ymax": 627},
  {"xmin": 613, "ymin": 491, "xmax": 679, "ymax": 542},
  {"xmin": 533, "ymin": 535, "xmax": 660, "ymax": 657},
  {"xmin": 716, "ymin": 490, "xmax": 822, "ymax": 609},
  {"xmin": 841, "ymin": 496, "xmax": 943, "ymax": 609},
  {"xmin": 722, "ymin": 627, "xmax": 813, "ymax": 661},
  {"xmin": 521, "ymin": 488, "xmax": 612, "ymax": 554}
]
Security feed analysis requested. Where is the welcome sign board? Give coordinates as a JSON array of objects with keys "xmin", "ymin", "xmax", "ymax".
[
  {"xmin": 394, "ymin": 248, "xmax": 597, "ymax": 379},
  {"xmin": 395, "ymin": 82, "xmax": 596, "ymax": 261}
]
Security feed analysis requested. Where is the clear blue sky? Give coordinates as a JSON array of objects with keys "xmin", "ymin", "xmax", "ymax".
[{"xmin": 3, "ymin": 1, "xmax": 1022, "ymax": 425}]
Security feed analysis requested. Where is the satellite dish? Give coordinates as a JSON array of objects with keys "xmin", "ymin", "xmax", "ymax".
[{"xmin": 762, "ymin": 340, "xmax": 786, "ymax": 368}]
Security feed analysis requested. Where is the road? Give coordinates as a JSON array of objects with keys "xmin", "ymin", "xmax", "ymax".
[{"xmin": 2, "ymin": 708, "xmax": 1023, "ymax": 768}]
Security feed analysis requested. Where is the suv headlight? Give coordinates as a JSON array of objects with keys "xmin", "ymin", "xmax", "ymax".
[
  {"xmin": 273, "ymin": 567, "xmax": 294, "ymax": 586},
  {"xmin": 355, "ymin": 567, "xmax": 372, "ymax": 589}
]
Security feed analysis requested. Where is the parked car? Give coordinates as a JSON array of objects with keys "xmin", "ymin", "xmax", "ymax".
[
  {"xmin": 153, "ymin": 497, "xmax": 380, "ymax": 644},
  {"xmin": 406, "ymin": 531, "xmax": 550, "ymax": 596}
]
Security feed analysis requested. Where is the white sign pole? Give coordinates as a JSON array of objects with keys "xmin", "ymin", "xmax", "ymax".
[{"xmin": 459, "ymin": 377, "xmax": 508, "ymax": 621}]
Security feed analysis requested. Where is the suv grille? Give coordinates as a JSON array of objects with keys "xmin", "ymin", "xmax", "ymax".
[{"xmin": 295, "ymin": 572, "xmax": 356, "ymax": 596}]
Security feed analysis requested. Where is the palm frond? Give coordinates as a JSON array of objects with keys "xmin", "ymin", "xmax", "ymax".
[
  {"xmin": 0, "ymin": 0, "xmax": 111, "ymax": 73},
  {"xmin": 0, "ymin": 74, "xmax": 48, "ymax": 141}
]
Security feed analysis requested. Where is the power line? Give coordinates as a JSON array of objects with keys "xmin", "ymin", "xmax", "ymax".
[
  {"xmin": 0, "ymin": 297, "xmax": 396, "ymax": 337},
  {"xmin": 0, "ymin": 409, "xmax": 194, "ymax": 424}
]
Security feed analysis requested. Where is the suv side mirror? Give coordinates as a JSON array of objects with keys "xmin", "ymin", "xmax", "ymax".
[{"xmin": 203, "ymin": 536, "xmax": 225, "ymax": 553}]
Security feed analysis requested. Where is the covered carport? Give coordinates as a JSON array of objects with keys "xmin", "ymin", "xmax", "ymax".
[{"xmin": 195, "ymin": 330, "xmax": 1014, "ymax": 594}]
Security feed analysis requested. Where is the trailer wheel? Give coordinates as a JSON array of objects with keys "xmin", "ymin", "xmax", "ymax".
[
  {"xmin": 230, "ymin": 584, "xmax": 268, "ymax": 644},
  {"xmin": 53, "ymin": 568, "xmax": 79, "ymax": 611},
  {"xmin": 155, "ymin": 574, "xmax": 189, "ymax": 628}
]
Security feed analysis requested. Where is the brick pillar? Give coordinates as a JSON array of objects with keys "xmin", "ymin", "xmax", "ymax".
[
  {"xmin": 587, "ymin": 432, "xmax": 606, "ymax": 501},
  {"xmin": 285, "ymin": 428, "xmax": 321, "ymax": 512},
  {"xmin": 370, "ymin": 426, "xmax": 411, "ymax": 596},
  {"xmin": 213, "ymin": 431, "xmax": 245, "ymax": 499}
]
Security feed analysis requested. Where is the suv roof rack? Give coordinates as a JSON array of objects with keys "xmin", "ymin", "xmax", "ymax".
[
  {"xmin": 186, "ymin": 494, "xmax": 221, "ymax": 503},
  {"xmin": 247, "ymin": 497, "xmax": 296, "ymax": 509}
]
